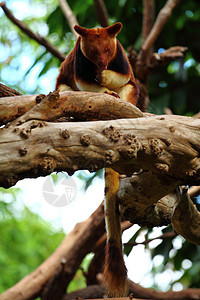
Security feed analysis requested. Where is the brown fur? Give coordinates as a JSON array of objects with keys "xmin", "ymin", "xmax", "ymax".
[
  {"xmin": 104, "ymin": 168, "xmax": 127, "ymax": 297},
  {"xmin": 56, "ymin": 23, "xmax": 138, "ymax": 297},
  {"xmin": 56, "ymin": 23, "xmax": 138, "ymax": 105},
  {"xmin": 103, "ymin": 238, "xmax": 128, "ymax": 297}
]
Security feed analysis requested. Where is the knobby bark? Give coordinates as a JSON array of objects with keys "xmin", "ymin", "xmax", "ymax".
[
  {"xmin": 1, "ymin": 1, "xmax": 199, "ymax": 299},
  {"xmin": 0, "ymin": 88, "xmax": 200, "ymax": 300},
  {"xmin": 1, "ymin": 91, "xmax": 200, "ymax": 187},
  {"xmin": 0, "ymin": 91, "xmax": 143, "ymax": 126},
  {"xmin": 0, "ymin": 90, "xmax": 200, "ymax": 246}
]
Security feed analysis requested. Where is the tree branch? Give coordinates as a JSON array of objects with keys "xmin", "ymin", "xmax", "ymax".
[
  {"xmin": 62, "ymin": 282, "xmax": 200, "ymax": 300},
  {"xmin": 93, "ymin": 0, "xmax": 109, "ymax": 27},
  {"xmin": 150, "ymin": 46, "xmax": 188, "ymax": 68},
  {"xmin": 0, "ymin": 83, "xmax": 21, "ymax": 98},
  {"xmin": 172, "ymin": 187, "xmax": 200, "ymax": 244},
  {"xmin": 0, "ymin": 1, "xmax": 65, "ymax": 62},
  {"xmin": 58, "ymin": 0, "xmax": 79, "ymax": 38},
  {"xmin": 1, "ymin": 108, "xmax": 200, "ymax": 188},
  {"xmin": 1, "ymin": 90, "xmax": 200, "ymax": 244},
  {"xmin": 142, "ymin": 0, "xmax": 155, "ymax": 44},
  {"xmin": 140, "ymin": 0, "xmax": 181, "ymax": 63},
  {"xmin": 129, "ymin": 280, "xmax": 200, "ymax": 300},
  {"xmin": 188, "ymin": 185, "xmax": 200, "ymax": 198},
  {"xmin": 0, "ymin": 91, "xmax": 143, "ymax": 126},
  {"xmin": 125, "ymin": 231, "xmax": 177, "ymax": 247},
  {"xmin": 118, "ymin": 171, "xmax": 180, "ymax": 227},
  {"xmin": 0, "ymin": 204, "xmax": 105, "ymax": 300}
]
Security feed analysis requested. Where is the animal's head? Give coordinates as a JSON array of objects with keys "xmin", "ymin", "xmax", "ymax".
[{"xmin": 74, "ymin": 23, "xmax": 122, "ymax": 70}]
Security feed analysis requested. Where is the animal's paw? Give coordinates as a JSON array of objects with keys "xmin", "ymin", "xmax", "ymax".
[
  {"xmin": 96, "ymin": 70, "xmax": 111, "ymax": 86},
  {"xmin": 104, "ymin": 90, "xmax": 120, "ymax": 98}
]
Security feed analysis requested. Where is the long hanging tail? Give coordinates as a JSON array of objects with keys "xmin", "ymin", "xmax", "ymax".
[{"xmin": 103, "ymin": 167, "xmax": 127, "ymax": 297}]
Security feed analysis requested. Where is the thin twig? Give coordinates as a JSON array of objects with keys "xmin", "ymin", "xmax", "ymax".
[
  {"xmin": 93, "ymin": 0, "xmax": 109, "ymax": 27},
  {"xmin": 140, "ymin": 0, "xmax": 181, "ymax": 63},
  {"xmin": 58, "ymin": 0, "xmax": 79, "ymax": 38},
  {"xmin": 0, "ymin": 1, "xmax": 65, "ymax": 62},
  {"xmin": 124, "ymin": 231, "xmax": 177, "ymax": 247}
]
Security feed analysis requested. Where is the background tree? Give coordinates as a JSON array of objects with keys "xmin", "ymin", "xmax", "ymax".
[{"xmin": 0, "ymin": 0, "xmax": 200, "ymax": 299}]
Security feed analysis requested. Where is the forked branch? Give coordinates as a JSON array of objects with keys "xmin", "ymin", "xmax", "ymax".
[{"xmin": 140, "ymin": 0, "xmax": 181, "ymax": 63}]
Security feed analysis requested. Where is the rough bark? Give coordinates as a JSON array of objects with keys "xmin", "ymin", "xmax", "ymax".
[
  {"xmin": 1, "ymin": 107, "xmax": 200, "ymax": 188},
  {"xmin": 0, "ymin": 91, "xmax": 143, "ymax": 126},
  {"xmin": 172, "ymin": 187, "xmax": 200, "ymax": 244},
  {"xmin": 0, "ymin": 0, "xmax": 198, "ymax": 298},
  {"xmin": 1, "ymin": 91, "xmax": 200, "ymax": 246}
]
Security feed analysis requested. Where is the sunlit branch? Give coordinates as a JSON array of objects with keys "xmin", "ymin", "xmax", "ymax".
[
  {"xmin": 58, "ymin": 0, "xmax": 79, "ymax": 38},
  {"xmin": 0, "ymin": 1, "xmax": 65, "ymax": 62}
]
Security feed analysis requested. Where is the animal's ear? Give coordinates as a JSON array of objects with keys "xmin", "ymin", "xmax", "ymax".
[
  {"xmin": 74, "ymin": 25, "xmax": 88, "ymax": 36},
  {"xmin": 107, "ymin": 22, "xmax": 122, "ymax": 37}
]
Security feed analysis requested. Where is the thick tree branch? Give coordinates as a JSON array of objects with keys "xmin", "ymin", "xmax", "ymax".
[
  {"xmin": 129, "ymin": 280, "xmax": 200, "ymax": 300},
  {"xmin": 1, "ymin": 112, "xmax": 200, "ymax": 188},
  {"xmin": 93, "ymin": 0, "xmax": 109, "ymax": 27},
  {"xmin": 0, "ymin": 91, "xmax": 143, "ymax": 126},
  {"xmin": 1, "ymin": 90, "xmax": 200, "ymax": 245},
  {"xmin": 62, "ymin": 283, "xmax": 200, "ymax": 300},
  {"xmin": 172, "ymin": 187, "xmax": 200, "ymax": 244},
  {"xmin": 0, "ymin": 2, "xmax": 65, "ymax": 62},
  {"xmin": 118, "ymin": 172, "xmax": 180, "ymax": 227},
  {"xmin": 58, "ymin": 0, "xmax": 79, "ymax": 38},
  {"xmin": 118, "ymin": 175, "xmax": 200, "ymax": 244}
]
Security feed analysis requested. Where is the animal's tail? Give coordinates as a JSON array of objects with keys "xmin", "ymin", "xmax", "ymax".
[{"xmin": 103, "ymin": 167, "xmax": 127, "ymax": 297}]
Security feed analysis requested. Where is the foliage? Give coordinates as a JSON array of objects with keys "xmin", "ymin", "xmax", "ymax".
[
  {"xmin": 67, "ymin": 253, "xmax": 94, "ymax": 293},
  {"xmin": 0, "ymin": 0, "xmax": 200, "ymax": 294},
  {"xmin": 0, "ymin": 187, "xmax": 65, "ymax": 293},
  {"xmin": 0, "ymin": 0, "xmax": 200, "ymax": 115}
]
